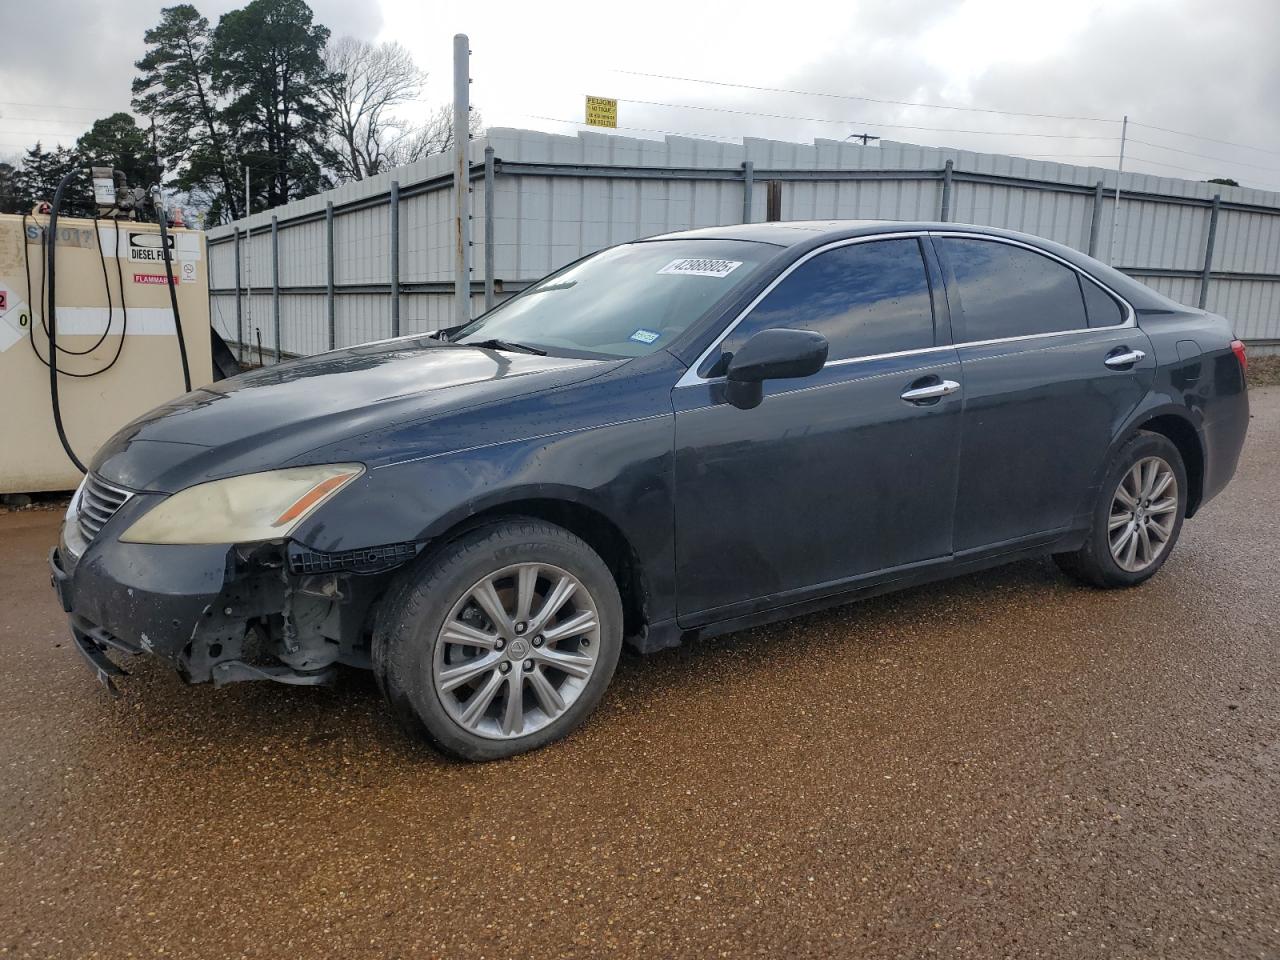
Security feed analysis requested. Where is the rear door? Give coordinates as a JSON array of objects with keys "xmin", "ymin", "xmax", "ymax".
[
  {"xmin": 933, "ymin": 234, "xmax": 1155, "ymax": 553},
  {"xmin": 672, "ymin": 236, "xmax": 963, "ymax": 624}
]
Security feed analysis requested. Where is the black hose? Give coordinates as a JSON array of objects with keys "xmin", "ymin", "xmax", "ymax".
[
  {"xmin": 38, "ymin": 215, "xmax": 114, "ymax": 356},
  {"xmin": 45, "ymin": 171, "xmax": 88, "ymax": 473},
  {"xmin": 111, "ymin": 218, "xmax": 129, "ymax": 369},
  {"xmin": 24, "ymin": 214, "xmax": 129, "ymax": 378},
  {"xmin": 153, "ymin": 192, "xmax": 193, "ymax": 392}
]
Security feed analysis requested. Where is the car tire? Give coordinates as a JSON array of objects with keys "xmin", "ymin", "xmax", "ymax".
[
  {"xmin": 372, "ymin": 518, "xmax": 623, "ymax": 761},
  {"xmin": 1053, "ymin": 430, "xmax": 1188, "ymax": 589}
]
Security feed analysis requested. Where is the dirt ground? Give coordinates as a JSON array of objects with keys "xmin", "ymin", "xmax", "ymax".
[
  {"xmin": 1, "ymin": 390, "xmax": 1277, "ymax": 959},
  {"xmin": 1248, "ymin": 354, "xmax": 1280, "ymax": 387}
]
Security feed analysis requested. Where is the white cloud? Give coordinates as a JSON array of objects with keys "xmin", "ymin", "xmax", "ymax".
[{"xmin": 2, "ymin": 0, "xmax": 1277, "ymax": 189}]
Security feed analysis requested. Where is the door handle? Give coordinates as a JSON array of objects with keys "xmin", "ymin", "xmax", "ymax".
[
  {"xmin": 900, "ymin": 379, "xmax": 960, "ymax": 403},
  {"xmin": 1104, "ymin": 348, "xmax": 1146, "ymax": 369}
]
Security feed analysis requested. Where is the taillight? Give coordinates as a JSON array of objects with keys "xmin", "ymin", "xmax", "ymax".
[{"xmin": 1231, "ymin": 338, "xmax": 1248, "ymax": 374}]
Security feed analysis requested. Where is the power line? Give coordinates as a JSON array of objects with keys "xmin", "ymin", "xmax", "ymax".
[
  {"xmin": 534, "ymin": 117, "xmax": 1126, "ymax": 164},
  {"xmin": 0, "ymin": 119, "xmax": 102, "ymax": 130},
  {"xmin": 1013, "ymin": 153, "xmax": 1120, "ymax": 161},
  {"xmin": 614, "ymin": 70, "xmax": 1118, "ymax": 123},
  {"xmin": 532, "ymin": 118, "xmax": 1127, "ymax": 167},
  {"xmin": 530, "ymin": 114, "xmax": 1280, "ymax": 191},
  {"xmin": 1127, "ymin": 138, "xmax": 1280, "ymax": 175},
  {"xmin": 0, "ymin": 129, "xmax": 92, "ymax": 138},
  {"xmin": 618, "ymin": 98, "xmax": 1117, "ymax": 140},
  {"xmin": 527, "ymin": 115, "xmax": 740, "ymax": 142},
  {"xmin": 1124, "ymin": 151, "xmax": 1280, "ymax": 191},
  {"xmin": 620, "ymin": 69, "xmax": 1280, "ymax": 163},
  {"xmin": 1128, "ymin": 120, "xmax": 1280, "ymax": 158},
  {"xmin": 0, "ymin": 100, "xmax": 119, "ymax": 113}
]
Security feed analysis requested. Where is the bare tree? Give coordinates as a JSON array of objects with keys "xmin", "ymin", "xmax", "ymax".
[
  {"xmin": 321, "ymin": 37, "xmax": 424, "ymax": 181},
  {"xmin": 391, "ymin": 103, "xmax": 485, "ymax": 166}
]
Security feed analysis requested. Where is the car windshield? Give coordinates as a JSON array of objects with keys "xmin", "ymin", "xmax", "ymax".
[{"xmin": 454, "ymin": 239, "xmax": 778, "ymax": 359}]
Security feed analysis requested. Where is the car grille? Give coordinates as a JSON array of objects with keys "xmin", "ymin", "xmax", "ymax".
[{"xmin": 77, "ymin": 474, "xmax": 134, "ymax": 544}]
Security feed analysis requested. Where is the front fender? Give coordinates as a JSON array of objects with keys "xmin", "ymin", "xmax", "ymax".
[{"xmin": 290, "ymin": 409, "xmax": 678, "ymax": 622}]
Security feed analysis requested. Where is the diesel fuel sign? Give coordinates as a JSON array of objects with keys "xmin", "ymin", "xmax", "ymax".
[{"xmin": 127, "ymin": 232, "xmax": 175, "ymax": 264}]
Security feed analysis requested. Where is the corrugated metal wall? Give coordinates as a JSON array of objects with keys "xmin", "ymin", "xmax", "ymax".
[{"xmin": 207, "ymin": 127, "xmax": 1280, "ymax": 360}]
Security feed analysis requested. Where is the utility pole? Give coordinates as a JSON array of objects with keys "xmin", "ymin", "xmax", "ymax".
[
  {"xmin": 244, "ymin": 164, "xmax": 252, "ymax": 352},
  {"xmin": 453, "ymin": 34, "xmax": 473, "ymax": 327},
  {"xmin": 846, "ymin": 133, "xmax": 880, "ymax": 146},
  {"xmin": 1108, "ymin": 114, "xmax": 1128, "ymax": 266},
  {"xmin": 149, "ymin": 116, "xmax": 162, "ymax": 188}
]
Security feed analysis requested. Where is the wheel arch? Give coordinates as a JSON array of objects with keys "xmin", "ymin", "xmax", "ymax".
[
  {"xmin": 417, "ymin": 492, "xmax": 652, "ymax": 643},
  {"xmin": 1120, "ymin": 407, "xmax": 1206, "ymax": 517}
]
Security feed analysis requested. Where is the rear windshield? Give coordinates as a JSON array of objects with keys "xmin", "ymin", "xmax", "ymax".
[{"xmin": 454, "ymin": 239, "xmax": 777, "ymax": 359}]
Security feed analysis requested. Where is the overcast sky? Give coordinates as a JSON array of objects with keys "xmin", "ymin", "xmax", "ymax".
[{"xmin": 2, "ymin": 0, "xmax": 1277, "ymax": 191}]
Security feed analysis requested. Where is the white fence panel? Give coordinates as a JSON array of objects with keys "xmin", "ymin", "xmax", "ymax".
[{"xmin": 205, "ymin": 128, "xmax": 1280, "ymax": 361}]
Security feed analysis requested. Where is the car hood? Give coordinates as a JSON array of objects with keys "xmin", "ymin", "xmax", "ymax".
[{"xmin": 93, "ymin": 336, "xmax": 614, "ymax": 492}]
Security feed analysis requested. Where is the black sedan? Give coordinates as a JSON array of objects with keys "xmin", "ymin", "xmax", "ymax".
[{"xmin": 50, "ymin": 221, "xmax": 1250, "ymax": 760}]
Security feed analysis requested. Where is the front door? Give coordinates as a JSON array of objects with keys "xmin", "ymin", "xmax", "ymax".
[{"xmin": 672, "ymin": 237, "xmax": 963, "ymax": 625}]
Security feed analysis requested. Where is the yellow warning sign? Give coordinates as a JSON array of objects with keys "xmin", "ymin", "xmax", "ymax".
[{"xmin": 585, "ymin": 96, "xmax": 618, "ymax": 128}]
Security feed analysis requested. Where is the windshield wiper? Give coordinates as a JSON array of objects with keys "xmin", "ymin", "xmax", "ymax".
[{"xmin": 466, "ymin": 338, "xmax": 547, "ymax": 356}]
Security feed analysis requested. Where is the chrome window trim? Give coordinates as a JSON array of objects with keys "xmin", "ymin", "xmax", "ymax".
[
  {"xmin": 928, "ymin": 230, "xmax": 1137, "ymax": 333},
  {"xmin": 674, "ymin": 229, "xmax": 1137, "ymax": 389}
]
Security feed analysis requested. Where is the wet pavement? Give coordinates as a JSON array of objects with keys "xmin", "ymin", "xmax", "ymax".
[{"xmin": 2, "ymin": 390, "xmax": 1278, "ymax": 960}]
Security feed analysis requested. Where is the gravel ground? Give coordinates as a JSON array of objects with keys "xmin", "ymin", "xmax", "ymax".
[
  {"xmin": 1248, "ymin": 355, "xmax": 1280, "ymax": 387},
  {"xmin": 2, "ymin": 390, "xmax": 1278, "ymax": 960}
]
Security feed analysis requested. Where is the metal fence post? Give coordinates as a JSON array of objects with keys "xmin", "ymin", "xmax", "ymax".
[
  {"xmin": 1087, "ymin": 180, "xmax": 1105, "ymax": 258},
  {"xmin": 1199, "ymin": 193, "xmax": 1221, "ymax": 310},
  {"xmin": 271, "ymin": 215, "xmax": 281, "ymax": 362},
  {"xmin": 765, "ymin": 180, "xmax": 782, "ymax": 222},
  {"xmin": 452, "ymin": 34, "xmax": 472, "ymax": 326},
  {"xmin": 483, "ymin": 146, "xmax": 495, "ymax": 311},
  {"xmin": 233, "ymin": 227, "xmax": 243, "ymax": 362},
  {"xmin": 390, "ymin": 180, "xmax": 401, "ymax": 336},
  {"xmin": 325, "ymin": 201, "xmax": 335, "ymax": 350},
  {"xmin": 939, "ymin": 160, "xmax": 954, "ymax": 222},
  {"xmin": 741, "ymin": 160, "xmax": 754, "ymax": 224}
]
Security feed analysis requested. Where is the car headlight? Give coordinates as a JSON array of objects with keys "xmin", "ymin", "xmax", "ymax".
[{"xmin": 119, "ymin": 464, "xmax": 364, "ymax": 545}]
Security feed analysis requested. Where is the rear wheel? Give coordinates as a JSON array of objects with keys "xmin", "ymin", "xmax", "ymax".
[
  {"xmin": 1054, "ymin": 431, "xmax": 1187, "ymax": 588},
  {"xmin": 373, "ymin": 519, "xmax": 623, "ymax": 760}
]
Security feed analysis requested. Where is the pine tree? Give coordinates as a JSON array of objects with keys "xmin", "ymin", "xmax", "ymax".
[
  {"xmin": 0, "ymin": 162, "xmax": 18, "ymax": 214},
  {"xmin": 13, "ymin": 143, "xmax": 92, "ymax": 217},
  {"xmin": 133, "ymin": 4, "xmax": 242, "ymax": 222},
  {"xmin": 76, "ymin": 113, "xmax": 162, "ymax": 192},
  {"xmin": 212, "ymin": 0, "xmax": 338, "ymax": 209}
]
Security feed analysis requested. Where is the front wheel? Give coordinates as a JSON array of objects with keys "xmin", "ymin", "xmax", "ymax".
[
  {"xmin": 1054, "ymin": 431, "xmax": 1187, "ymax": 588},
  {"xmin": 373, "ymin": 519, "xmax": 623, "ymax": 760}
]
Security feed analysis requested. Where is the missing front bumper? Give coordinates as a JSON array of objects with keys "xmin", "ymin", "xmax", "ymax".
[
  {"xmin": 69, "ymin": 618, "xmax": 136, "ymax": 696},
  {"xmin": 49, "ymin": 543, "xmax": 381, "ymax": 693}
]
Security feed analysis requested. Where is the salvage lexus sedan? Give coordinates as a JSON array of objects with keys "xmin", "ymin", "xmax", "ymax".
[{"xmin": 51, "ymin": 221, "xmax": 1250, "ymax": 760}]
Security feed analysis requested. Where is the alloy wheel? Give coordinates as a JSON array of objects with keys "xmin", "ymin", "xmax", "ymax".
[
  {"xmin": 432, "ymin": 562, "xmax": 601, "ymax": 740},
  {"xmin": 1108, "ymin": 456, "xmax": 1179, "ymax": 573}
]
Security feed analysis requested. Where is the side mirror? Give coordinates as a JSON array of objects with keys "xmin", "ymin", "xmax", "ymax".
[{"xmin": 723, "ymin": 328, "xmax": 829, "ymax": 409}]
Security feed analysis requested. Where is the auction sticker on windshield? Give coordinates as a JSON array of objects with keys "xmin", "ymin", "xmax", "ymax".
[{"xmin": 657, "ymin": 258, "xmax": 743, "ymax": 278}]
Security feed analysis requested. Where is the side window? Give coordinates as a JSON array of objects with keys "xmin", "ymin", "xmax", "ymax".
[
  {"xmin": 940, "ymin": 238, "xmax": 1087, "ymax": 341},
  {"xmin": 1081, "ymin": 275, "xmax": 1126, "ymax": 327},
  {"xmin": 705, "ymin": 238, "xmax": 935, "ymax": 374}
]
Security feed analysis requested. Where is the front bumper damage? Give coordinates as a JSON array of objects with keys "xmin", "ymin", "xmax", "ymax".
[{"xmin": 51, "ymin": 525, "xmax": 419, "ymax": 694}]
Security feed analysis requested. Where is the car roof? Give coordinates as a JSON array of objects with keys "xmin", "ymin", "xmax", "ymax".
[
  {"xmin": 646, "ymin": 220, "xmax": 905, "ymax": 246},
  {"xmin": 644, "ymin": 220, "xmax": 1188, "ymax": 313},
  {"xmin": 647, "ymin": 219, "xmax": 1045, "ymax": 247}
]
